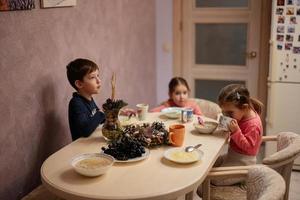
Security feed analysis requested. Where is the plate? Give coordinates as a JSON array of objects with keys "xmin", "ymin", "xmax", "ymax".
[
  {"xmin": 164, "ymin": 147, "xmax": 203, "ymax": 164},
  {"xmin": 161, "ymin": 107, "xmax": 183, "ymax": 119},
  {"xmin": 103, "ymin": 148, "xmax": 150, "ymax": 163}
]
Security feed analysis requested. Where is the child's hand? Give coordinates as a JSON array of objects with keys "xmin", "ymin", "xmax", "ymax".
[
  {"xmin": 228, "ymin": 119, "xmax": 239, "ymax": 133},
  {"xmin": 120, "ymin": 108, "xmax": 137, "ymax": 117}
]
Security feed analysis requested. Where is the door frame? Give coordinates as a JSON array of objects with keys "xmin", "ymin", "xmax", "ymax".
[{"xmin": 173, "ymin": 0, "xmax": 272, "ymax": 128}]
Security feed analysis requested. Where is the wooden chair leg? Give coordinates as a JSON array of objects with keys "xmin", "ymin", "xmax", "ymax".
[
  {"xmin": 202, "ymin": 179, "xmax": 211, "ymax": 200},
  {"xmin": 185, "ymin": 190, "xmax": 194, "ymax": 200}
]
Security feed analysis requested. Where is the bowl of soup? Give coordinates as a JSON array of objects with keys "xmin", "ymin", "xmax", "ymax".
[
  {"xmin": 194, "ymin": 121, "xmax": 218, "ymax": 134},
  {"xmin": 71, "ymin": 153, "xmax": 114, "ymax": 177}
]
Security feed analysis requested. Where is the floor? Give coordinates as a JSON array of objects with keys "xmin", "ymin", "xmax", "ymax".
[{"xmin": 177, "ymin": 171, "xmax": 300, "ymax": 200}]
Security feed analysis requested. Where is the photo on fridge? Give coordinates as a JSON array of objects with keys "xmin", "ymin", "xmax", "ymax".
[
  {"xmin": 293, "ymin": 47, "xmax": 300, "ymax": 54},
  {"xmin": 286, "ymin": 34, "xmax": 294, "ymax": 42},
  {"xmin": 277, "ymin": 0, "xmax": 284, "ymax": 6},
  {"xmin": 286, "ymin": 7, "xmax": 294, "ymax": 15},
  {"xmin": 290, "ymin": 16, "xmax": 297, "ymax": 24},
  {"xmin": 277, "ymin": 34, "xmax": 284, "ymax": 41},
  {"xmin": 287, "ymin": 25, "xmax": 295, "ymax": 33},
  {"xmin": 278, "ymin": 16, "xmax": 285, "ymax": 23},
  {"xmin": 277, "ymin": 25, "xmax": 285, "ymax": 33},
  {"xmin": 285, "ymin": 43, "xmax": 293, "ymax": 50},
  {"xmin": 276, "ymin": 8, "xmax": 284, "ymax": 15}
]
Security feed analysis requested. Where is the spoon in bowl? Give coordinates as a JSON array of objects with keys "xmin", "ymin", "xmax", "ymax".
[{"xmin": 185, "ymin": 144, "xmax": 202, "ymax": 152}]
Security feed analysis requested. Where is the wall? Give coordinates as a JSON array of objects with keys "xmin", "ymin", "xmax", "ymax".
[
  {"xmin": 155, "ymin": 0, "xmax": 173, "ymax": 104},
  {"xmin": 0, "ymin": 1, "xmax": 155, "ymax": 199}
]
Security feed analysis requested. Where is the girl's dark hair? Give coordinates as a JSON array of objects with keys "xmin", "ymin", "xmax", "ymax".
[
  {"xmin": 218, "ymin": 84, "xmax": 263, "ymax": 114},
  {"xmin": 168, "ymin": 77, "xmax": 190, "ymax": 94},
  {"xmin": 66, "ymin": 58, "xmax": 99, "ymax": 90}
]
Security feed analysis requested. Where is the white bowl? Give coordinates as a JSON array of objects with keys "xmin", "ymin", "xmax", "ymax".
[
  {"xmin": 194, "ymin": 121, "xmax": 219, "ymax": 134},
  {"xmin": 161, "ymin": 107, "xmax": 183, "ymax": 119},
  {"xmin": 71, "ymin": 153, "xmax": 114, "ymax": 177}
]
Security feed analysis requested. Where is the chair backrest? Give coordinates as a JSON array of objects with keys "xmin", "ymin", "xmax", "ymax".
[
  {"xmin": 191, "ymin": 98, "xmax": 222, "ymax": 120},
  {"xmin": 262, "ymin": 132, "xmax": 300, "ymax": 200},
  {"xmin": 247, "ymin": 165, "xmax": 286, "ymax": 200}
]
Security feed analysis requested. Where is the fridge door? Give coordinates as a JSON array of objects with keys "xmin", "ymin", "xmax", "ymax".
[
  {"xmin": 266, "ymin": 82, "xmax": 300, "ymax": 169},
  {"xmin": 268, "ymin": 0, "xmax": 300, "ymax": 83}
]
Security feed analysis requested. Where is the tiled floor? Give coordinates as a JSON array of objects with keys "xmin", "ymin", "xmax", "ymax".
[{"xmin": 177, "ymin": 170, "xmax": 300, "ymax": 200}]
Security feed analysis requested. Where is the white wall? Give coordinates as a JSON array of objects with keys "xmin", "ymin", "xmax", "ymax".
[{"xmin": 155, "ymin": 0, "xmax": 173, "ymax": 105}]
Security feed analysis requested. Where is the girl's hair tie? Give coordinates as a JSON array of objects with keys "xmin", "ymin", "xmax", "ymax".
[{"xmin": 236, "ymin": 92, "xmax": 241, "ymax": 100}]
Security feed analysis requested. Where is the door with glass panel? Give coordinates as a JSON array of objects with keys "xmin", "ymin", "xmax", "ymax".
[{"xmin": 181, "ymin": 0, "xmax": 261, "ymax": 102}]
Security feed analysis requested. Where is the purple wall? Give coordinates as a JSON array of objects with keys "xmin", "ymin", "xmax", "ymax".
[{"xmin": 0, "ymin": 1, "xmax": 156, "ymax": 199}]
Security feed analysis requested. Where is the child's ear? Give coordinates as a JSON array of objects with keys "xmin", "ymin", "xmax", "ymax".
[{"xmin": 75, "ymin": 80, "xmax": 83, "ymax": 89}]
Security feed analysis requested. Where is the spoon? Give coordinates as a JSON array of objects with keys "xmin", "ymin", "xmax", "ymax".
[{"xmin": 185, "ymin": 144, "xmax": 202, "ymax": 152}]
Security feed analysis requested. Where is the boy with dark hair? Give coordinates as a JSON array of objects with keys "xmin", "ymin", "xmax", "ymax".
[{"xmin": 66, "ymin": 58, "xmax": 105, "ymax": 141}]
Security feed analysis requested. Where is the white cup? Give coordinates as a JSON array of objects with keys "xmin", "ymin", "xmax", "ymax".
[
  {"xmin": 218, "ymin": 115, "xmax": 233, "ymax": 131},
  {"xmin": 136, "ymin": 103, "xmax": 149, "ymax": 121}
]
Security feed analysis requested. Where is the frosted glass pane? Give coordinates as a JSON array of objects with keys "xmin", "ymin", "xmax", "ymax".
[
  {"xmin": 195, "ymin": 79, "xmax": 245, "ymax": 102},
  {"xmin": 195, "ymin": 0, "xmax": 248, "ymax": 7},
  {"xmin": 195, "ymin": 23, "xmax": 247, "ymax": 65}
]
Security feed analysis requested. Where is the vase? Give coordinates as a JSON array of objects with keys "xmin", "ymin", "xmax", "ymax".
[{"xmin": 102, "ymin": 109, "xmax": 123, "ymax": 140}]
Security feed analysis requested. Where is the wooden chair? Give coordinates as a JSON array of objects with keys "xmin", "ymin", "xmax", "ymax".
[
  {"xmin": 202, "ymin": 165, "xmax": 286, "ymax": 200},
  {"xmin": 201, "ymin": 132, "xmax": 300, "ymax": 200},
  {"xmin": 191, "ymin": 98, "xmax": 222, "ymax": 120}
]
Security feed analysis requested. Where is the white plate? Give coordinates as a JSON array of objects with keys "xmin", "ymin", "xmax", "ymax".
[
  {"xmin": 164, "ymin": 147, "xmax": 203, "ymax": 164},
  {"xmin": 103, "ymin": 148, "xmax": 150, "ymax": 163},
  {"xmin": 161, "ymin": 107, "xmax": 183, "ymax": 119}
]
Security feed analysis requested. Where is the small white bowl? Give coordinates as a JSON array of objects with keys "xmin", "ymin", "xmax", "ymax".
[
  {"xmin": 194, "ymin": 121, "xmax": 219, "ymax": 134},
  {"xmin": 71, "ymin": 153, "xmax": 114, "ymax": 177},
  {"xmin": 161, "ymin": 107, "xmax": 183, "ymax": 119}
]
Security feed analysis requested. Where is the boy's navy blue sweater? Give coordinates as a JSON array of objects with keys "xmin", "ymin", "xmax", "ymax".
[{"xmin": 68, "ymin": 92, "xmax": 105, "ymax": 141}]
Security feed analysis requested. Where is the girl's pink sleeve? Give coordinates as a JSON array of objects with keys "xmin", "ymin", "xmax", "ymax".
[{"xmin": 230, "ymin": 125, "xmax": 261, "ymax": 151}]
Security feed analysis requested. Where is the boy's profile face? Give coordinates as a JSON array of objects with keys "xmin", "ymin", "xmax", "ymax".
[{"xmin": 75, "ymin": 69, "xmax": 101, "ymax": 96}]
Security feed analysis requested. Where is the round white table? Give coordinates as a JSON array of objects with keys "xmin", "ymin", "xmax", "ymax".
[{"xmin": 41, "ymin": 112, "xmax": 227, "ymax": 200}]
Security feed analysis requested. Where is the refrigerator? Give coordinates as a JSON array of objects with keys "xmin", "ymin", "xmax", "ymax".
[{"xmin": 266, "ymin": 0, "xmax": 300, "ymax": 170}]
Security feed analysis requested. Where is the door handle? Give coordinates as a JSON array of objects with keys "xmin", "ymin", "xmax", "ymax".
[{"xmin": 246, "ymin": 51, "xmax": 257, "ymax": 59}]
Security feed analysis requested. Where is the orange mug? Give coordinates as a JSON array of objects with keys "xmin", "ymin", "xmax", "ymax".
[{"xmin": 169, "ymin": 124, "xmax": 185, "ymax": 147}]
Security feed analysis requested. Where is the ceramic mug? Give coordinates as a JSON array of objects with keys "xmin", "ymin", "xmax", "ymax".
[
  {"xmin": 169, "ymin": 124, "xmax": 185, "ymax": 147},
  {"xmin": 136, "ymin": 103, "xmax": 149, "ymax": 121},
  {"xmin": 218, "ymin": 115, "xmax": 233, "ymax": 131},
  {"xmin": 181, "ymin": 108, "xmax": 193, "ymax": 123}
]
